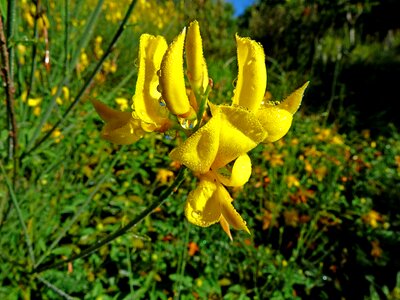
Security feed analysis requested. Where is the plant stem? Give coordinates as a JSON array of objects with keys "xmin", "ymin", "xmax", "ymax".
[
  {"xmin": 36, "ymin": 276, "xmax": 77, "ymax": 300},
  {"xmin": 32, "ymin": 166, "xmax": 187, "ymax": 274},
  {"xmin": 26, "ymin": 0, "xmax": 41, "ymax": 100},
  {"xmin": 0, "ymin": 16, "xmax": 18, "ymax": 176}
]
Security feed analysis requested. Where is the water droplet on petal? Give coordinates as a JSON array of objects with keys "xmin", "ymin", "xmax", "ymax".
[
  {"xmin": 179, "ymin": 118, "xmax": 197, "ymax": 129},
  {"xmin": 159, "ymin": 98, "xmax": 166, "ymax": 107},
  {"xmin": 191, "ymin": 210, "xmax": 201, "ymax": 219}
]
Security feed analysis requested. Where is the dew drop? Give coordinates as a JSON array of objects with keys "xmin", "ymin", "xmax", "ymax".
[
  {"xmin": 179, "ymin": 118, "xmax": 197, "ymax": 129},
  {"xmin": 159, "ymin": 98, "xmax": 166, "ymax": 107},
  {"xmin": 191, "ymin": 210, "xmax": 201, "ymax": 219},
  {"xmin": 232, "ymin": 77, "xmax": 238, "ymax": 89}
]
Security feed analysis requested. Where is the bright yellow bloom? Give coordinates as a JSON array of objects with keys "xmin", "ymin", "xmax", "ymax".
[
  {"xmin": 168, "ymin": 25, "xmax": 308, "ymax": 237},
  {"xmin": 159, "ymin": 28, "xmax": 196, "ymax": 118},
  {"xmin": 133, "ymin": 34, "xmax": 171, "ymax": 132},
  {"xmin": 185, "ymin": 21, "xmax": 209, "ymax": 94},
  {"xmin": 93, "ymin": 20, "xmax": 308, "ymax": 238},
  {"xmin": 93, "ymin": 34, "xmax": 171, "ymax": 144},
  {"xmin": 232, "ymin": 35, "xmax": 267, "ymax": 111},
  {"xmin": 92, "ymin": 100, "xmax": 144, "ymax": 145},
  {"xmin": 115, "ymin": 98, "xmax": 129, "ymax": 111},
  {"xmin": 183, "ymin": 154, "xmax": 253, "ymax": 239}
]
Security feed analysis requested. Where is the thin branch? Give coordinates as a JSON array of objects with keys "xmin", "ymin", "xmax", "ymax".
[
  {"xmin": 36, "ymin": 276, "xmax": 77, "ymax": 300},
  {"xmin": 32, "ymin": 166, "xmax": 187, "ymax": 274},
  {"xmin": 0, "ymin": 16, "xmax": 18, "ymax": 163}
]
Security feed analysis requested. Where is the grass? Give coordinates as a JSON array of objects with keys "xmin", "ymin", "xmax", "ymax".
[{"xmin": 1, "ymin": 0, "xmax": 399, "ymax": 299}]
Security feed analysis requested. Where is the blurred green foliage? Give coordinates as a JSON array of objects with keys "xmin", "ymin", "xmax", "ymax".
[
  {"xmin": 238, "ymin": 0, "xmax": 400, "ymax": 132},
  {"xmin": 0, "ymin": 0, "xmax": 399, "ymax": 299}
]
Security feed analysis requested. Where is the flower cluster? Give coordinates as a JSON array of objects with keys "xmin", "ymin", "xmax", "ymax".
[{"xmin": 93, "ymin": 21, "xmax": 308, "ymax": 239}]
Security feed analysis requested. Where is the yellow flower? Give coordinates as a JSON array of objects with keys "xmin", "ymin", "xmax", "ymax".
[
  {"xmin": 159, "ymin": 27, "xmax": 197, "ymax": 119},
  {"xmin": 183, "ymin": 155, "xmax": 253, "ymax": 240},
  {"xmin": 28, "ymin": 97, "xmax": 42, "ymax": 107},
  {"xmin": 156, "ymin": 169, "xmax": 174, "ymax": 184},
  {"xmin": 168, "ymin": 23, "xmax": 308, "ymax": 237},
  {"xmin": 93, "ymin": 34, "xmax": 171, "ymax": 143},
  {"xmin": 92, "ymin": 20, "xmax": 308, "ymax": 238},
  {"xmin": 115, "ymin": 98, "xmax": 129, "ymax": 111},
  {"xmin": 92, "ymin": 100, "xmax": 144, "ymax": 145},
  {"xmin": 132, "ymin": 34, "xmax": 171, "ymax": 132},
  {"xmin": 286, "ymin": 175, "xmax": 300, "ymax": 188},
  {"xmin": 362, "ymin": 210, "xmax": 382, "ymax": 228}
]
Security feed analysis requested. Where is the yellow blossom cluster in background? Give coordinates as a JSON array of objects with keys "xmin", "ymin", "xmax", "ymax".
[{"xmin": 92, "ymin": 0, "xmax": 179, "ymax": 31}]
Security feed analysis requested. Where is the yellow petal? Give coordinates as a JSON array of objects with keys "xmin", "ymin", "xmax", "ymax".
[
  {"xmin": 159, "ymin": 28, "xmax": 195, "ymax": 118},
  {"xmin": 219, "ymin": 215, "xmax": 233, "ymax": 241},
  {"xmin": 277, "ymin": 81, "xmax": 309, "ymax": 114},
  {"xmin": 185, "ymin": 177, "xmax": 221, "ymax": 227},
  {"xmin": 28, "ymin": 97, "xmax": 42, "ymax": 107},
  {"xmin": 92, "ymin": 100, "xmax": 144, "ymax": 144},
  {"xmin": 232, "ymin": 35, "xmax": 267, "ymax": 112},
  {"xmin": 133, "ymin": 34, "xmax": 170, "ymax": 127},
  {"xmin": 256, "ymin": 82, "xmax": 308, "ymax": 143},
  {"xmin": 256, "ymin": 106, "xmax": 293, "ymax": 143},
  {"xmin": 218, "ymin": 184, "xmax": 250, "ymax": 233},
  {"xmin": 102, "ymin": 117, "xmax": 144, "ymax": 145},
  {"xmin": 211, "ymin": 105, "xmax": 267, "ymax": 170},
  {"xmin": 217, "ymin": 154, "xmax": 252, "ymax": 187},
  {"xmin": 186, "ymin": 20, "xmax": 208, "ymax": 93},
  {"xmin": 169, "ymin": 112, "xmax": 221, "ymax": 173}
]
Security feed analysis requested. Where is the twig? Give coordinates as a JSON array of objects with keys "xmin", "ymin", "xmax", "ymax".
[
  {"xmin": 0, "ymin": 16, "xmax": 18, "ymax": 163},
  {"xmin": 36, "ymin": 276, "xmax": 78, "ymax": 300}
]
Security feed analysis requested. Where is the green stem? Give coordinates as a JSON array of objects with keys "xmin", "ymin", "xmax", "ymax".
[
  {"xmin": 26, "ymin": 0, "xmax": 40, "ymax": 100},
  {"xmin": 6, "ymin": 0, "xmax": 15, "ymax": 80},
  {"xmin": 32, "ymin": 166, "xmax": 187, "ymax": 274},
  {"xmin": 63, "ymin": 0, "xmax": 69, "ymax": 78},
  {"xmin": 0, "ymin": 16, "xmax": 18, "ymax": 183},
  {"xmin": 193, "ymin": 79, "xmax": 213, "ymax": 132},
  {"xmin": 23, "ymin": 0, "xmax": 138, "ymax": 157},
  {"xmin": 36, "ymin": 276, "xmax": 76, "ymax": 300}
]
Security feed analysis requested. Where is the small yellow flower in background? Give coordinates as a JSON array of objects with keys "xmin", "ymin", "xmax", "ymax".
[
  {"xmin": 94, "ymin": 36, "xmax": 104, "ymax": 59},
  {"xmin": 52, "ymin": 129, "xmax": 63, "ymax": 143},
  {"xmin": 315, "ymin": 165, "xmax": 328, "ymax": 181},
  {"xmin": 395, "ymin": 155, "xmax": 400, "ymax": 170},
  {"xmin": 362, "ymin": 210, "xmax": 383, "ymax": 228},
  {"xmin": 263, "ymin": 152, "xmax": 285, "ymax": 167},
  {"xmin": 286, "ymin": 175, "xmax": 300, "ymax": 188},
  {"xmin": 370, "ymin": 240, "xmax": 383, "ymax": 258},
  {"xmin": 17, "ymin": 44, "xmax": 27, "ymax": 64},
  {"xmin": 156, "ymin": 169, "xmax": 174, "ymax": 184},
  {"xmin": 331, "ymin": 134, "xmax": 344, "ymax": 145},
  {"xmin": 92, "ymin": 20, "xmax": 308, "ymax": 238},
  {"xmin": 77, "ymin": 51, "xmax": 89, "ymax": 74},
  {"xmin": 304, "ymin": 160, "xmax": 313, "ymax": 173},
  {"xmin": 51, "ymin": 86, "xmax": 70, "ymax": 105},
  {"xmin": 28, "ymin": 97, "xmax": 42, "ymax": 107},
  {"xmin": 115, "ymin": 98, "xmax": 129, "ymax": 111},
  {"xmin": 283, "ymin": 209, "xmax": 299, "ymax": 227}
]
